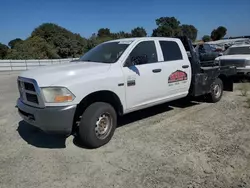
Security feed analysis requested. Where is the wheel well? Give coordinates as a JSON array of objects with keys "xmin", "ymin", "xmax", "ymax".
[
  {"xmin": 72, "ymin": 91, "xmax": 124, "ymax": 132},
  {"xmin": 218, "ymin": 74, "xmax": 233, "ymax": 91},
  {"xmin": 218, "ymin": 74, "xmax": 227, "ymax": 85}
]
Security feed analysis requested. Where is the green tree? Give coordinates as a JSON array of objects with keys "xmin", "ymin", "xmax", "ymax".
[
  {"xmin": 202, "ymin": 35, "xmax": 211, "ymax": 42},
  {"xmin": 91, "ymin": 28, "xmax": 120, "ymax": 46},
  {"xmin": 31, "ymin": 23, "xmax": 87, "ymax": 58},
  {"xmin": 85, "ymin": 33, "xmax": 98, "ymax": 52},
  {"xmin": 120, "ymin": 31, "xmax": 132, "ymax": 38},
  {"xmin": 0, "ymin": 43, "xmax": 9, "ymax": 59},
  {"xmin": 131, "ymin": 27, "xmax": 147, "ymax": 37},
  {"xmin": 181, "ymin": 24, "xmax": 198, "ymax": 41},
  {"xmin": 152, "ymin": 17, "xmax": 199, "ymax": 39},
  {"xmin": 85, "ymin": 33, "xmax": 114, "ymax": 52},
  {"xmin": 6, "ymin": 36, "xmax": 59, "ymax": 59},
  {"xmin": 152, "ymin": 26, "xmax": 174, "ymax": 37},
  {"xmin": 211, "ymin": 26, "xmax": 227, "ymax": 41},
  {"xmin": 8, "ymin": 38, "xmax": 23, "ymax": 49},
  {"xmin": 152, "ymin": 16, "xmax": 182, "ymax": 37},
  {"xmin": 109, "ymin": 31, "xmax": 131, "ymax": 39},
  {"xmin": 97, "ymin": 28, "xmax": 111, "ymax": 37},
  {"xmin": 156, "ymin": 17, "xmax": 180, "ymax": 29}
]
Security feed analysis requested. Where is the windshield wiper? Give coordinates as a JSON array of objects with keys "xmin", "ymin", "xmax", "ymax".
[
  {"xmin": 81, "ymin": 59, "xmax": 92, "ymax": 62},
  {"xmin": 80, "ymin": 59, "xmax": 112, "ymax": 64}
]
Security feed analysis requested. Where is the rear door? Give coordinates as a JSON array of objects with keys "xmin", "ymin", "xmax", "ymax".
[{"xmin": 157, "ymin": 39, "xmax": 191, "ymax": 98}]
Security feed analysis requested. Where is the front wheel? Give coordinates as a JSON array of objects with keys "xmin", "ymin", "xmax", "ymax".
[
  {"xmin": 207, "ymin": 78, "xmax": 223, "ymax": 103},
  {"xmin": 78, "ymin": 102, "xmax": 117, "ymax": 149}
]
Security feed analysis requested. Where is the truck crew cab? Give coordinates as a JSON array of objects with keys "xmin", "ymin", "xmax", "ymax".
[{"xmin": 16, "ymin": 36, "xmax": 236, "ymax": 148}]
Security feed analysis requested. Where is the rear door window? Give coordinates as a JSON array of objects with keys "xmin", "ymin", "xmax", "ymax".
[{"xmin": 159, "ymin": 41, "xmax": 183, "ymax": 61}]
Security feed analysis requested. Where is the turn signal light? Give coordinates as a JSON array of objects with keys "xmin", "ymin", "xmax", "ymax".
[{"xmin": 54, "ymin": 95, "xmax": 73, "ymax": 102}]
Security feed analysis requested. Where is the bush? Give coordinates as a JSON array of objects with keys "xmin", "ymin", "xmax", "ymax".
[
  {"xmin": 31, "ymin": 23, "xmax": 87, "ymax": 58},
  {"xmin": 202, "ymin": 35, "xmax": 211, "ymax": 42},
  {"xmin": 6, "ymin": 36, "xmax": 59, "ymax": 59},
  {"xmin": 0, "ymin": 43, "xmax": 9, "ymax": 59}
]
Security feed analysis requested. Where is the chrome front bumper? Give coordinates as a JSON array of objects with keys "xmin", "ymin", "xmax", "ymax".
[
  {"xmin": 237, "ymin": 67, "xmax": 250, "ymax": 76},
  {"xmin": 17, "ymin": 98, "xmax": 76, "ymax": 135}
]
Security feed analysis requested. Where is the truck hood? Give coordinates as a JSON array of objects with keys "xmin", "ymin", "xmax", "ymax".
[
  {"xmin": 19, "ymin": 61, "xmax": 111, "ymax": 87},
  {"xmin": 216, "ymin": 55, "xmax": 250, "ymax": 67},
  {"xmin": 217, "ymin": 55, "xmax": 250, "ymax": 60}
]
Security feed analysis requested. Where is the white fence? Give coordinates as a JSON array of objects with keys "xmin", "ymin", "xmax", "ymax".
[{"xmin": 0, "ymin": 58, "xmax": 78, "ymax": 71}]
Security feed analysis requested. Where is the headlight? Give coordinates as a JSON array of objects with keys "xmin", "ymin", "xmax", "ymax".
[{"xmin": 41, "ymin": 87, "xmax": 75, "ymax": 103}]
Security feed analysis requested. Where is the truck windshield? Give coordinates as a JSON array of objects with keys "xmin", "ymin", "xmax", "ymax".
[
  {"xmin": 224, "ymin": 46, "xmax": 250, "ymax": 55},
  {"xmin": 79, "ymin": 42, "xmax": 130, "ymax": 63}
]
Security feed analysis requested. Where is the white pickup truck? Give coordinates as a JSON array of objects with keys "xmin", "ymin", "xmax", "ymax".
[
  {"xmin": 16, "ymin": 36, "xmax": 236, "ymax": 148},
  {"xmin": 214, "ymin": 44, "xmax": 250, "ymax": 76}
]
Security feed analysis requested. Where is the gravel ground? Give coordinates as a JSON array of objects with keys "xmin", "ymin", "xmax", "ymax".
[{"xmin": 0, "ymin": 72, "xmax": 250, "ymax": 188}]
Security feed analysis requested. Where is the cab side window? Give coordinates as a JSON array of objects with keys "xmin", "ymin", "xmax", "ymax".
[
  {"xmin": 160, "ymin": 41, "xmax": 183, "ymax": 61},
  {"xmin": 127, "ymin": 41, "xmax": 158, "ymax": 65}
]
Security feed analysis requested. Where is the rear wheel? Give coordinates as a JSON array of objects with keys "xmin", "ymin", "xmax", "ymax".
[
  {"xmin": 78, "ymin": 102, "xmax": 117, "ymax": 148},
  {"xmin": 207, "ymin": 78, "xmax": 223, "ymax": 103}
]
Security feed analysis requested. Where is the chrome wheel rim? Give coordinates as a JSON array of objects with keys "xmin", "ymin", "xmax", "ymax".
[
  {"xmin": 95, "ymin": 113, "xmax": 112, "ymax": 139},
  {"xmin": 213, "ymin": 84, "xmax": 221, "ymax": 98}
]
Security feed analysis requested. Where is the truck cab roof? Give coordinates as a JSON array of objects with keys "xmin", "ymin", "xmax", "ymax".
[{"xmin": 105, "ymin": 37, "xmax": 182, "ymax": 43}]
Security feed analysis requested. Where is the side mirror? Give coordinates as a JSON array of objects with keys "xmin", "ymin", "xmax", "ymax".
[
  {"xmin": 125, "ymin": 55, "xmax": 148, "ymax": 67},
  {"xmin": 132, "ymin": 55, "xmax": 148, "ymax": 65},
  {"xmin": 125, "ymin": 59, "xmax": 135, "ymax": 67},
  {"xmin": 218, "ymin": 52, "xmax": 223, "ymax": 56}
]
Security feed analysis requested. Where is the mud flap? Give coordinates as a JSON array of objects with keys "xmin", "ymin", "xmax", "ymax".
[
  {"xmin": 223, "ymin": 76, "xmax": 234, "ymax": 92},
  {"xmin": 189, "ymin": 73, "xmax": 212, "ymax": 97}
]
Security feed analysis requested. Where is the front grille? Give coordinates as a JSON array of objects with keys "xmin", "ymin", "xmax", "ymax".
[
  {"xmin": 220, "ymin": 59, "xmax": 246, "ymax": 67},
  {"xmin": 17, "ymin": 77, "xmax": 44, "ymax": 108},
  {"xmin": 26, "ymin": 93, "xmax": 39, "ymax": 104},
  {"xmin": 24, "ymin": 82, "xmax": 35, "ymax": 91}
]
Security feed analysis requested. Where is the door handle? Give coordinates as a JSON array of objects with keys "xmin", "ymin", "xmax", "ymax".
[
  {"xmin": 152, "ymin": 69, "xmax": 162, "ymax": 73},
  {"xmin": 182, "ymin": 65, "xmax": 189, "ymax": 69}
]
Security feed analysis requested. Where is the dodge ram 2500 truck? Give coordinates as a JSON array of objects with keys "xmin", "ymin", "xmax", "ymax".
[{"xmin": 16, "ymin": 36, "xmax": 236, "ymax": 148}]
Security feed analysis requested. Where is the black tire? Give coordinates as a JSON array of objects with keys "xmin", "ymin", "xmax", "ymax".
[
  {"xmin": 207, "ymin": 78, "xmax": 223, "ymax": 103},
  {"xmin": 78, "ymin": 102, "xmax": 117, "ymax": 148}
]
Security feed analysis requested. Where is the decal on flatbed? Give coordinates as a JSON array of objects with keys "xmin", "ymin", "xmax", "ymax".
[{"xmin": 168, "ymin": 70, "xmax": 187, "ymax": 85}]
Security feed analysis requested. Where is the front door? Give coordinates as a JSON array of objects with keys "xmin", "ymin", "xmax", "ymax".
[{"xmin": 122, "ymin": 40, "xmax": 165, "ymax": 111}]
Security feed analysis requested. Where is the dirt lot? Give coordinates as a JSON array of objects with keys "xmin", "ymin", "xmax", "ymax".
[{"xmin": 0, "ymin": 72, "xmax": 249, "ymax": 188}]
